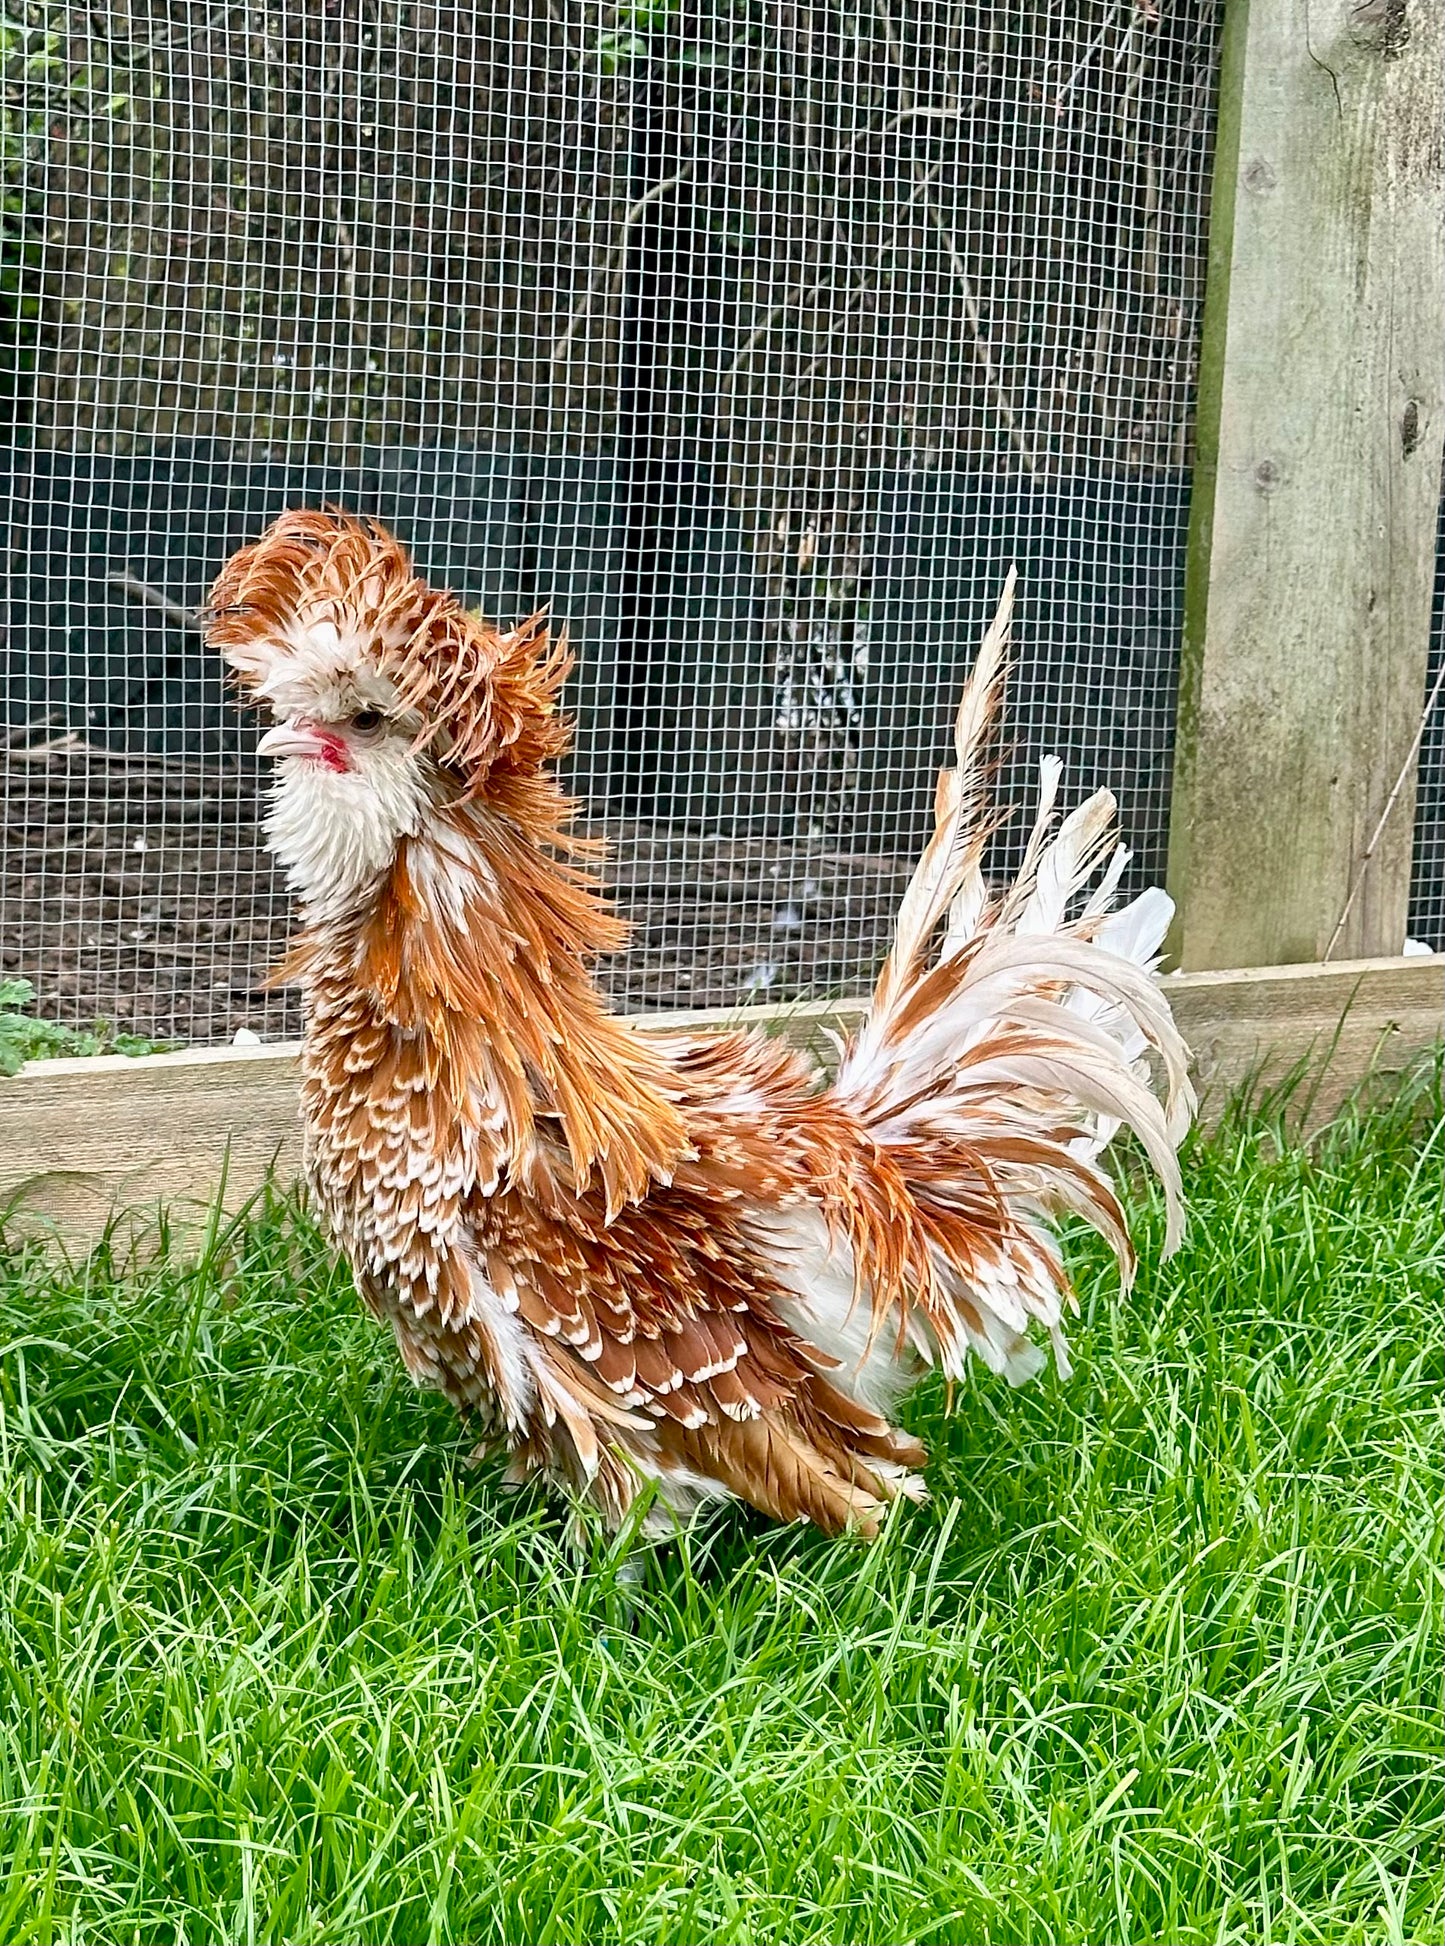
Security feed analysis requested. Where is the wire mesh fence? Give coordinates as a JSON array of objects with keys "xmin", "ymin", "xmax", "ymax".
[
  {"xmin": 1409, "ymin": 491, "xmax": 1445, "ymax": 953},
  {"xmin": 0, "ymin": 0, "xmax": 1437, "ymax": 1047}
]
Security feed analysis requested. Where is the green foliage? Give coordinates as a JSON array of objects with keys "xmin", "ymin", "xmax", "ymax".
[
  {"xmin": 0, "ymin": 978, "xmax": 177, "ymax": 1073},
  {"xmin": 592, "ymin": 0, "xmax": 761, "ymax": 81},
  {"xmin": 0, "ymin": 1068, "xmax": 1440, "ymax": 1941},
  {"xmin": 1, "ymin": 6, "xmax": 129, "ymax": 400},
  {"xmin": 593, "ymin": 0, "xmax": 679, "ymax": 75}
]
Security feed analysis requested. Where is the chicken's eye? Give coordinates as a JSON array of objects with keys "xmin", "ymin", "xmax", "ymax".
[{"xmin": 350, "ymin": 709, "xmax": 385, "ymax": 735}]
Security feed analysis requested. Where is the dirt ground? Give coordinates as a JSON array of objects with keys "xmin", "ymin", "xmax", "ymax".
[{"xmin": 2, "ymin": 743, "xmax": 914, "ymax": 1046}]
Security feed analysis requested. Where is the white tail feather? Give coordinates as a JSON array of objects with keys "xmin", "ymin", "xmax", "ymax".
[
  {"xmin": 1094, "ymin": 884, "xmax": 1174, "ymax": 966},
  {"xmin": 867, "ymin": 565, "xmax": 1016, "ymax": 1034},
  {"xmin": 833, "ymin": 571, "xmax": 1195, "ymax": 1392},
  {"xmin": 1013, "ymin": 786, "xmax": 1117, "ymax": 936}
]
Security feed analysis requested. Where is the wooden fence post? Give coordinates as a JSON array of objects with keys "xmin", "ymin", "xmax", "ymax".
[{"xmin": 1167, "ymin": 0, "xmax": 1445, "ymax": 971}]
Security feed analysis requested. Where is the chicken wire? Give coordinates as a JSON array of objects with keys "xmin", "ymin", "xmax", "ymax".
[
  {"xmin": 3, "ymin": 0, "xmax": 1229, "ymax": 1044},
  {"xmin": 1406, "ymin": 490, "xmax": 1445, "ymax": 954}
]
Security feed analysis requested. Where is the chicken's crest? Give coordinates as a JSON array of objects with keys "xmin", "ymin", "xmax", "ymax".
[{"xmin": 209, "ymin": 508, "xmax": 586, "ymax": 918}]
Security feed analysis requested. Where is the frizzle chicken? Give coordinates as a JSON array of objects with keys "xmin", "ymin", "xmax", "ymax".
[{"xmin": 210, "ymin": 510, "xmax": 1194, "ymax": 1536}]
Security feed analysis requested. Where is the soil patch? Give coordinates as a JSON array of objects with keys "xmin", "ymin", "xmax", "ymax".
[{"xmin": 2, "ymin": 744, "xmax": 912, "ymax": 1045}]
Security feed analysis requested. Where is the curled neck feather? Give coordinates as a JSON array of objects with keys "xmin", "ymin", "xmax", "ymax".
[{"xmin": 283, "ymin": 788, "xmax": 692, "ymax": 1216}]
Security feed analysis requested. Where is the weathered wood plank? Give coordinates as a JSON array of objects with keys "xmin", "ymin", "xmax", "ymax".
[
  {"xmin": 1, "ymin": 959, "xmax": 1440, "ymax": 1250},
  {"xmin": 1161, "ymin": 953, "xmax": 1444, "ymax": 1113},
  {"xmin": 1168, "ymin": 0, "xmax": 1445, "ymax": 968}
]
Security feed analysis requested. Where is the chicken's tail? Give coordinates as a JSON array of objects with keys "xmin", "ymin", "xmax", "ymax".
[{"xmin": 831, "ymin": 567, "xmax": 1195, "ymax": 1387}]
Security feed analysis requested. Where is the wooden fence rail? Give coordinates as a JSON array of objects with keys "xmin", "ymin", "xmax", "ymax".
[{"xmin": 2, "ymin": 957, "xmax": 1441, "ymax": 1251}]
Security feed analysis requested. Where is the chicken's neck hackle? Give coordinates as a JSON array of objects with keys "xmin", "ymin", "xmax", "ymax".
[{"xmin": 285, "ymin": 782, "xmax": 691, "ymax": 1222}]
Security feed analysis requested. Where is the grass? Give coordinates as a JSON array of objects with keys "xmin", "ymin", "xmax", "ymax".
[{"xmin": 0, "ymin": 1071, "xmax": 1441, "ymax": 1945}]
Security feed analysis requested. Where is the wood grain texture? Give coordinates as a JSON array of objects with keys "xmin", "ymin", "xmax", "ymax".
[
  {"xmin": 1168, "ymin": 0, "xmax": 1445, "ymax": 969},
  {"xmin": 2, "ymin": 960, "xmax": 1440, "ymax": 1250},
  {"xmin": 1161, "ymin": 953, "xmax": 1444, "ymax": 1113}
]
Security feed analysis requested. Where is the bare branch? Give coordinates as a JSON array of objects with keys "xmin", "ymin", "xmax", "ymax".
[
  {"xmin": 549, "ymin": 161, "xmax": 698, "ymax": 365},
  {"xmin": 719, "ymin": 160, "xmax": 949, "ymax": 395},
  {"xmin": 559, "ymin": 104, "xmax": 975, "ymax": 380},
  {"xmin": 821, "ymin": 6, "xmax": 1040, "ymax": 474},
  {"xmin": 107, "ymin": 571, "xmax": 205, "ymax": 634},
  {"xmin": 1048, "ymin": 0, "xmax": 1129, "ymax": 117}
]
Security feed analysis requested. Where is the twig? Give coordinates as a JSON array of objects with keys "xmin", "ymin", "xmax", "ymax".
[
  {"xmin": 869, "ymin": 1, "xmax": 1039, "ymax": 475},
  {"xmin": 106, "ymin": 570, "xmax": 205, "ymax": 634},
  {"xmin": 3, "ymin": 733, "xmax": 239, "ymax": 781},
  {"xmin": 549, "ymin": 161, "xmax": 698, "ymax": 365},
  {"xmin": 1048, "ymin": 0, "xmax": 1128, "ymax": 116},
  {"xmin": 784, "ymin": 271, "xmax": 903, "ymax": 397},
  {"xmin": 719, "ymin": 158, "xmax": 952, "ymax": 395},
  {"xmin": 88, "ymin": 1, "xmax": 245, "ymax": 62},
  {"xmin": 334, "ymin": 204, "xmax": 359, "ymax": 324},
  {"xmin": 918, "ymin": 194, "xmax": 1041, "ymax": 477},
  {"xmin": 1324, "ymin": 655, "xmax": 1445, "ymax": 961},
  {"xmin": 6, "ymin": 731, "xmax": 161, "ymax": 764},
  {"xmin": 842, "ymin": 104, "xmax": 971, "ymax": 148},
  {"xmin": 599, "ymin": 106, "xmax": 975, "ymax": 389},
  {"xmin": 0, "ymin": 713, "xmax": 62, "ymax": 750}
]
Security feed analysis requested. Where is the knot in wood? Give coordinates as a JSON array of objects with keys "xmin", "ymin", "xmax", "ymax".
[{"xmin": 1350, "ymin": 0, "xmax": 1410, "ymax": 59}]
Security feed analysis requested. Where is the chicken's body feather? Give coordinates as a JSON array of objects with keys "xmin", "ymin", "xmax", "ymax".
[{"xmin": 211, "ymin": 514, "xmax": 1194, "ymax": 1535}]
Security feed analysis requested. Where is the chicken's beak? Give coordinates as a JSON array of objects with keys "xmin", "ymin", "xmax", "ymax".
[{"xmin": 257, "ymin": 719, "xmax": 331, "ymax": 762}]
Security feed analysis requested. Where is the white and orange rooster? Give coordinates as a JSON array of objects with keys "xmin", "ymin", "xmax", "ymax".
[{"xmin": 210, "ymin": 511, "xmax": 1193, "ymax": 1536}]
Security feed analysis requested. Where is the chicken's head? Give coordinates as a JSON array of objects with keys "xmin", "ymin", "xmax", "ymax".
[{"xmin": 207, "ymin": 509, "xmax": 573, "ymax": 912}]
